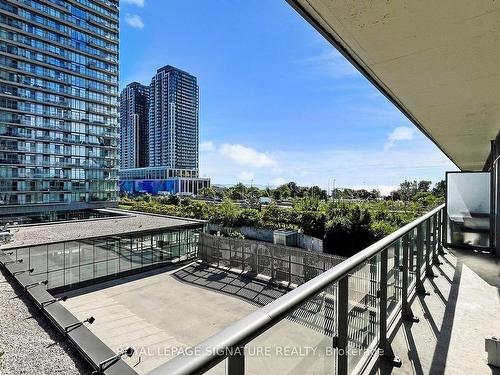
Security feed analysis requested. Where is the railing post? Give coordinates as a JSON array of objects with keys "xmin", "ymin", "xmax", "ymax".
[
  {"xmin": 438, "ymin": 208, "xmax": 446, "ymax": 255},
  {"xmin": 227, "ymin": 346, "xmax": 245, "ymax": 375},
  {"xmin": 416, "ymin": 224, "xmax": 429, "ymax": 295},
  {"xmin": 401, "ymin": 234, "xmax": 419, "ymax": 322},
  {"xmin": 379, "ymin": 248, "xmax": 402, "ymax": 366},
  {"xmin": 271, "ymin": 248, "xmax": 275, "ymax": 279},
  {"xmin": 336, "ymin": 276, "xmax": 349, "ymax": 375},
  {"xmin": 432, "ymin": 213, "xmax": 442, "ymax": 265},
  {"xmin": 425, "ymin": 219, "xmax": 435, "ymax": 278}
]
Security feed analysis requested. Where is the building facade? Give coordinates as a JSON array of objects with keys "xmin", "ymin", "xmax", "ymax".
[
  {"xmin": 120, "ymin": 65, "xmax": 209, "ymax": 196},
  {"xmin": 119, "ymin": 166, "xmax": 210, "ymax": 196},
  {"xmin": 148, "ymin": 65, "xmax": 199, "ymax": 170},
  {"xmin": 0, "ymin": 0, "xmax": 120, "ymax": 216},
  {"xmin": 120, "ymin": 82, "xmax": 148, "ymax": 169}
]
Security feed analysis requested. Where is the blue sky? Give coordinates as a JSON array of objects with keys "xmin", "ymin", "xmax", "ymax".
[{"xmin": 120, "ymin": 0, "xmax": 456, "ymax": 194}]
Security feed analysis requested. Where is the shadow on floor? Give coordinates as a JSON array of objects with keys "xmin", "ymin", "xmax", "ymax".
[
  {"xmin": 172, "ymin": 262, "xmax": 291, "ymax": 308},
  {"xmin": 369, "ymin": 251, "xmax": 500, "ymax": 375}
]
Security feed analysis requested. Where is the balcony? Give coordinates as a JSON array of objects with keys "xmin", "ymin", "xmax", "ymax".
[
  {"xmin": 0, "ymin": 205, "xmax": 487, "ymax": 375},
  {"xmin": 126, "ymin": 205, "xmax": 485, "ymax": 375}
]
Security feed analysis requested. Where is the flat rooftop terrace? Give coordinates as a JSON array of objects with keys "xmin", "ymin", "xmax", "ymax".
[
  {"xmin": 60, "ymin": 263, "xmax": 278, "ymax": 374},
  {"xmin": 61, "ymin": 262, "xmax": 339, "ymax": 375},
  {"xmin": 2, "ymin": 209, "xmax": 204, "ymax": 250}
]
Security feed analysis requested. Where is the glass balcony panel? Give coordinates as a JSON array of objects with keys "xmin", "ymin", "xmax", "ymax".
[
  {"xmin": 246, "ymin": 283, "xmax": 337, "ymax": 374},
  {"xmin": 409, "ymin": 228, "xmax": 417, "ymax": 289},
  {"xmin": 387, "ymin": 240, "xmax": 402, "ymax": 324},
  {"xmin": 347, "ymin": 255, "xmax": 380, "ymax": 373}
]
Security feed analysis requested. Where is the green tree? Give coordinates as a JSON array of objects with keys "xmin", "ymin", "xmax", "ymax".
[
  {"xmin": 432, "ymin": 180, "xmax": 446, "ymax": 197},
  {"xmin": 417, "ymin": 180, "xmax": 432, "ymax": 192},
  {"xmin": 211, "ymin": 199, "xmax": 239, "ymax": 227},
  {"xmin": 286, "ymin": 182, "xmax": 299, "ymax": 198},
  {"xmin": 261, "ymin": 203, "xmax": 293, "ymax": 229},
  {"xmin": 277, "ymin": 184, "xmax": 291, "ymax": 199},
  {"xmin": 293, "ymin": 196, "xmax": 320, "ymax": 211},
  {"xmin": 324, "ymin": 205, "xmax": 375, "ymax": 257},
  {"xmin": 198, "ymin": 186, "xmax": 216, "ymax": 198},
  {"xmin": 398, "ymin": 180, "xmax": 418, "ymax": 202},
  {"xmin": 297, "ymin": 211, "xmax": 326, "ymax": 238},
  {"xmin": 235, "ymin": 208, "xmax": 262, "ymax": 227},
  {"xmin": 308, "ymin": 185, "xmax": 327, "ymax": 200}
]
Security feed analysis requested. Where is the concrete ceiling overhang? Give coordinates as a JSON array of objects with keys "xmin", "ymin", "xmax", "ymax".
[{"xmin": 288, "ymin": 0, "xmax": 500, "ymax": 171}]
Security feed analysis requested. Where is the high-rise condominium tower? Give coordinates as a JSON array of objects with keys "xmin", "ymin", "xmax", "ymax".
[
  {"xmin": 0, "ymin": 0, "xmax": 120, "ymax": 217},
  {"xmin": 148, "ymin": 65, "xmax": 199, "ymax": 170},
  {"xmin": 120, "ymin": 82, "xmax": 149, "ymax": 169}
]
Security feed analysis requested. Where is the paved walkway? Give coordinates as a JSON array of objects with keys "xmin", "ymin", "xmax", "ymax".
[{"xmin": 370, "ymin": 250, "xmax": 500, "ymax": 375}]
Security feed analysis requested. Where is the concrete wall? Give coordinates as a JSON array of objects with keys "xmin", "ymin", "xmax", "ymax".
[
  {"xmin": 207, "ymin": 224, "xmax": 323, "ymax": 252},
  {"xmin": 297, "ymin": 233, "xmax": 323, "ymax": 252}
]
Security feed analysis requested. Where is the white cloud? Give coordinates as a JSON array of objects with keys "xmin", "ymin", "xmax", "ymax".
[
  {"xmin": 238, "ymin": 171, "xmax": 254, "ymax": 182},
  {"xmin": 385, "ymin": 126, "xmax": 415, "ymax": 149},
  {"xmin": 198, "ymin": 136, "xmax": 456, "ymax": 193},
  {"xmin": 302, "ymin": 50, "xmax": 358, "ymax": 79},
  {"xmin": 122, "ymin": 0, "xmax": 144, "ymax": 6},
  {"xmin": 200, "ymin": 141, "xmax": 215, "ymax": 152},
  {"xmin": 124, "ymin": 14, "xmax": 144, "ymax": 29},
  {"xmin": 219, "ymin": 144, "xmax": 278, "ymax": 168}
]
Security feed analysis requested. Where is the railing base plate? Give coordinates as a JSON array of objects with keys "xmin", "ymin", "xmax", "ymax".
[
  {"xmin": 402, "ymin": 314, "xmax": 420, "ymax": 323},
  {"xmin": 383, "ymin": 354, "xmax": 402, "ymax": 368}
]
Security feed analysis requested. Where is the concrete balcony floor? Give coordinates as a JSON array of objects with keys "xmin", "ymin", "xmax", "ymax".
[{"xmin": 370, "ymin": 249, "xmax": 500, "ymax": 375}]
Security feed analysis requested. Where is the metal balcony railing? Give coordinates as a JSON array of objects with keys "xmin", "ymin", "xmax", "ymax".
[{"xmin": 148, "ymin": 204, "xmax": 445, "ymax": 375}]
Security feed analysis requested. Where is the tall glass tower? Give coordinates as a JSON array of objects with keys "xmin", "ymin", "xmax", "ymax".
[
  {"xmin": 0, "ymin": 0, "xmax": 119, "ymax": 217},
  {"xmin": 120, "ymin": 82, "xmax": 149, "ymax": 169},
  {"xmin": 148, "ymin": 65, "xmax": 199, "ymax": 171}
]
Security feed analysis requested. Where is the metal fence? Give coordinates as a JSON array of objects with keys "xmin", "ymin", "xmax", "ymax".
[
  {"xmin": 149, "ymin": 204, "xmax": 445, "ymax": 375},
  {"xmin": 198, "ymin": 233, "xmax": 345, "ymax": 286}
]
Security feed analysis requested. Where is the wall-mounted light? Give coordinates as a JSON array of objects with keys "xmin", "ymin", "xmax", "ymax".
[
  {"xmin": 3, "ymin": 258, "xmax": 23, "ymax": 265},
  {"xmin": 98, "ymin": 347, "xmax": 135, "ymax": 374},
  {"xmin": 64, "ymin": 316, "xmax": 95, "ymax": 336},
  {"xmin": 25, "ymin": 280, "xmax": 48, "ymax": 290},
  {"xmin": 13, "ymin": 268, "xmax": 34, "ymax": 276},
  {"xmin": 40, "ymin": 296, "xmax": 68, "ymax": 310}
]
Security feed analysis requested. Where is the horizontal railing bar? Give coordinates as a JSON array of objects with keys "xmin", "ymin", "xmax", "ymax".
[{"xmin": 148, "ymin": 204, "xmax": 444, "ymax": 375}]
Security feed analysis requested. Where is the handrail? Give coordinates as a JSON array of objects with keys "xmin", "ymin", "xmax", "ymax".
[{"xmin": 148, "ymin": 204, "xmax": 445, "ymax": 375}]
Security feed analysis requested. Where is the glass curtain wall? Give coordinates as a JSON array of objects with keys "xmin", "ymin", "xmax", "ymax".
[{"xmin": 9, "ymin": 226, "xmax": 203, "ymax": 290}]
